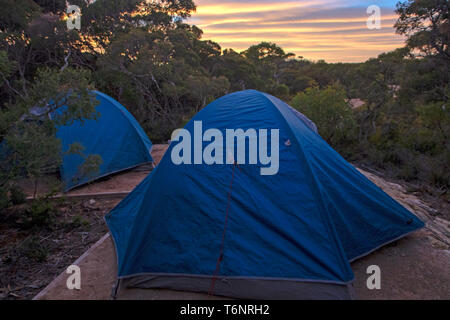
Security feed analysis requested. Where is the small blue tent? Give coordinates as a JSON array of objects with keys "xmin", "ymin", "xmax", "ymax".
[
  {"xmin": 56, "ymin": 91, "xmax": 153, "ymax": 191},
  {"xmin": 106, "ymin": 90, "xmax": 423, "ymax": 299}
]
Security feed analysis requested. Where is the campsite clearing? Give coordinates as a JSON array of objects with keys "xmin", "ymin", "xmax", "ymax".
[
  {"xmin": 36, "ymin": 145, "xmax": 450, "ymax": 300},
  {"xmin": 1, "ymin": 144, "xmax": 448, "ymax": 300},
  {"xmin": 33, "ymin": 228, "xmax": 450, "ymax": 300}
]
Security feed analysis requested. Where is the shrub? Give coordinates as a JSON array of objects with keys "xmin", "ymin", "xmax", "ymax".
[
  {"xmin": 25, "ymin": 198, "xmax": 57, "ymax": 228},
  {"xmin": 18, "ymin": 236, "xmax": 49, "ymax": 262},
  {"xmin": 0, "ymin": 188, "xmax": 9, "ymax": 210},
  {"xmin": 291, "ymin": 84, "xmax": 357, "ymax": 147},
  {"xmin": 9, "ymin": 185, "xmax": 27, "ymax": 205},
  {"xmin": 65, "ymin": 215, "xmax": 90, "ymax": 231}
]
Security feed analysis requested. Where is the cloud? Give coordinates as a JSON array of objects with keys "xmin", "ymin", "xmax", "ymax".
[{"xmin": 188, "ymin": 0, "xmax": 405, "ymax": 62}]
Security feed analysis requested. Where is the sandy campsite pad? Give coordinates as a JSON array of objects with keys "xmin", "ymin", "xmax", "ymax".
[
  {"xmin": 65, "ymin": 144, "xmax": 169, "ymax": 197},
  {"xmin": 32, "ymin": 144, "xmax": 450, "ymax": 300},
  {"xmin": 17, "ymin": 144, "xmax": 169, "ymax": 200},
  {"xmin": 34, "ymin": 229, "xmax": 450, "ymax": 300}
]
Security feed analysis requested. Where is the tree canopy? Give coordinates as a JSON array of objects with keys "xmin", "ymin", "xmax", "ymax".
[{"xmin": 0, "ymin": 0, "xmax": 449, "ymax": 208}]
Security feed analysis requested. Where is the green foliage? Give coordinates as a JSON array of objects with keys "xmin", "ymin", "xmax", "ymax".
[
  {"xmin": 416, "ymin": 100, "xmax": 450, "ymax": 142},
  {"xmin": 68, "ymin": 215, "xmax": 90, "ymax": 230},
  {"xmin": 243, "ymin": 42, "xmax": 295, "ymax": 63},
  {"xmin": 271, "ymin": 84, "xmax": 290, "ymax": 100},
  {"xmin": 0, "ymin": 0, "xmax": 40, "ymax": 32},
  {"xmin": 18, "ymin": 235, "xmax": 49, "ymax": 262},
  {"xmin": 0, "ymin": 187, "xmax": 9, "ymax": 210},
  {"xmin": 0, "ymin": 185, "xmax": 27, "ymax": 210},
  {"xmin": 395, "ymin": 0, "xmax": 449, "ymax": 60},
  {"xmin": 0, "ymin": 67, "xmax": 100, "ymax": 205},
  {"xmin": 291, "ymin": 84, "xmax": 357, "ymax": 146},
  {"xmin": 25, "ymin": 197, "xmax": 57, "ymax": 228},
  {"xmin": 9, "ymin": 185, "xmax": 26, "ymax": 205},
  {"xmin": 64, "ymin": 142, "xmax": 103, "ymax": 188},
  {"xmin": 212, "ymin": 49, "xmax": 262, "ymax": 91},
  {"xmin": 0, "ymin": 0, "xmax": 449, "ymax": 203},
  {"xmin": 0, "ymin": 50, "xmax": 15, "ymax": 77}
]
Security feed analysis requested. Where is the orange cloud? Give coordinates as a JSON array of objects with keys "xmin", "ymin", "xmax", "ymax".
[
  {"xmin": 189, "ymin": 1, "xmax": 406, "ymax": 62},
  {"xmin": 196, "ymin": 1, "xmax": 322, "ymax": 15}
]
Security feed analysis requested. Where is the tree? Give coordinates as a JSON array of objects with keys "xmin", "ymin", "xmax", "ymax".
[
  {"xmin": 243, "ymin": 42, "xmax": 294, "ymax": 63},
  {"xmin": 416, "ymin": 85, "xmax": 450, "ymax": 143},
  {"xmin": 212, "ymin": 49, "xmax": 262, "ymax": 91},
  {"xmin": 395, "ymin": 0, "xmax": 450, "ymax": 60},
  {"xmin": 290, "ymin": 84, "xmax": 356, "ymax": 146},
  {"xmin": 242, "ymin": 42, "xmax": 295, "ymax": 94},
  {"xmin": 0, "ymin": 67, "xmax": 99, "ymax": 207},
  {"xmin": 349, "ymin": 50, "xmax": 408, "ymax": 142}
]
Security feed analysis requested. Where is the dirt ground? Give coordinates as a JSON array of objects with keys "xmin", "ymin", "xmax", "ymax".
[
  {"xmin": 2, "ymin": 144, "xmax": 449, "ymax": 300},
  {"xmin": 352, "ymin": 230, "xmax": 449, "ymax": 299},
  {"xmin": 0, "ymin": 198, "xmax": 120, "ymax": 299},
  {"xmin": 0, "ymin": 145, "xmax": 168, "ymax": 300}
]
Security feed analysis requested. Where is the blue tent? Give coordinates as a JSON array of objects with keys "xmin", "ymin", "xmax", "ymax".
[
  {"xmin": 106, "ymin": 90, "xmax": 423, "ymax": 299},
  {"xmin": 56, "ymin": 91, "xmax": 153, "ymax": 191}
]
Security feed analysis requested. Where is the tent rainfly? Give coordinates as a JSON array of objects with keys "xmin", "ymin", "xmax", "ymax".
[
  {"xmin": 56, "ymin": 91, "xmax": 153, "ymax": 191},
  {"xmin": 106, "ymin": 90, "xmax": 424, "ymax": 300}
]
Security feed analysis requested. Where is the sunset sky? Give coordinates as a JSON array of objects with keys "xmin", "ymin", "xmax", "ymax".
[{"xmin": 187, "ymin": 0, "xmax": 406, "ymax": 63}]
